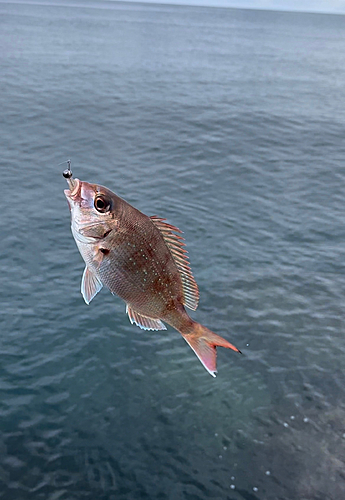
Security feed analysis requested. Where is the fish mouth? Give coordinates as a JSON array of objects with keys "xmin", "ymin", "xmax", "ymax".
[{"xmin": 64, "ymin": 178, "xmax": 81, "ymax": 204}]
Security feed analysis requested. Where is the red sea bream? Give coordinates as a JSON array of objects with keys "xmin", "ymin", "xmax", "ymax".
[{"xmin": 64, "ymin": 169, "xmax": 240, "ymax": 376}]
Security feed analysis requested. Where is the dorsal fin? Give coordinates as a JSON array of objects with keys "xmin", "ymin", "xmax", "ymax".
[{"xmin": 150, "ymin": 216, "xmax": 199, "ymax": 311}]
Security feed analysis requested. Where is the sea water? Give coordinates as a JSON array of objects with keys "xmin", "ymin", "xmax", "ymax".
[{"xmin": 1, "ymin": 1, "xmax": 345, "ymax": 498}]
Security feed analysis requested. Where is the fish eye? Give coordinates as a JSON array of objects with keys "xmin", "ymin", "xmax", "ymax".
[{"xmin": 94, "ymin": 195, "xmax": 111, "ymax": 213}]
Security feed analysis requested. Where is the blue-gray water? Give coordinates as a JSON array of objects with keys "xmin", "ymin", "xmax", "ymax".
[{"xmin": 1, "ymin": 1, "xmax": 345, "ymax": 498}]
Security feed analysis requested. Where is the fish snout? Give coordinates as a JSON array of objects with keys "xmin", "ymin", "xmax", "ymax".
[{"xmin": 64, "ymin": 178, "xmax": 81, "ymax": 206}]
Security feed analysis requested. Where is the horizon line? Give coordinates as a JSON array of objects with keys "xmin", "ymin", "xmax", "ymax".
[{"xmin": 2, "ymin": 0, "xmax": 345, "ymax": 17}]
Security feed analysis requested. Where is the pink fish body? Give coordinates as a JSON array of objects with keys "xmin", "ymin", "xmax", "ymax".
[{"xmin": 64, "ymin": 172, "xmax": 240, "ymax": 376}]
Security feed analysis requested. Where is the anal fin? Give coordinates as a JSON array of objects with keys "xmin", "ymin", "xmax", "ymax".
[
  {"xmin": 81, "ymin": 266, "xmax": 103, "ymax": 305},
  {"xmin": 126, "ymin": 305, "xmax": 167, "ymax": 331}
]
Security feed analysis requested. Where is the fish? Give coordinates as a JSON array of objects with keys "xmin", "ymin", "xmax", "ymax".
[{"xmin": 63, "ymin": 165, "xmax": 241, "ymax": 376}]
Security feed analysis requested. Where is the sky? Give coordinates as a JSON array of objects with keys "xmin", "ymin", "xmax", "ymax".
[{"xmin": 118, "ymin": 0, "xmax": 345, "ymax": 15}]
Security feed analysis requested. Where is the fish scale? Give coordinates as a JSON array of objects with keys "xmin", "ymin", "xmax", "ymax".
[{"xmin": 98, "ymin": 212, "xmax": 183, "ymax": 317}]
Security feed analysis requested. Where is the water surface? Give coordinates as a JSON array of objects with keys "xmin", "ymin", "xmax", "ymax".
[{"xmin": 1, "ymin": 1, "xmax": 345, "ymax": 499}]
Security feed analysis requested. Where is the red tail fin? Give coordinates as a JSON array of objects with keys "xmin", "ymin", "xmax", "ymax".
[{"xmin": 182, "ymin": 322, "xmax": 241, "ymax": 377}]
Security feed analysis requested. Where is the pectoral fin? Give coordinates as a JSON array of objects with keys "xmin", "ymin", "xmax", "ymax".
[
  {"xmin": 126, "ymin": 305, "xmax": 167, "ymax": 331},
  {"xmin": 81, "ymin": 267, "xmax": 103, "ymax": 305}
]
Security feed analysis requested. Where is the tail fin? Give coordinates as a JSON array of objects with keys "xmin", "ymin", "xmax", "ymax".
[{"xmin": 181, "ymin": 322, "xmax": 241, "ymax": 377}]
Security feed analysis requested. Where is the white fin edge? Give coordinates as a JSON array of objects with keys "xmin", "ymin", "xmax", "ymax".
[
  {"xmin": 126, "ymin": 305, "xmax": 167, "ymax": 331},
  {"xmin": 182, "ymin": 336, "xmax": 217, "ymax": 377}
]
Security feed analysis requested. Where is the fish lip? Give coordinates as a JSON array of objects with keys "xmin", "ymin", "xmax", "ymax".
[{"xmin": 64, "ymin": 178, "xmax": 81, "ymax": 203}]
